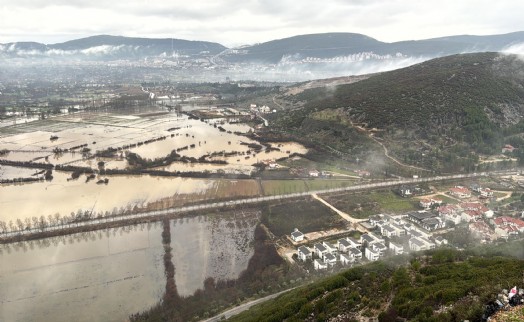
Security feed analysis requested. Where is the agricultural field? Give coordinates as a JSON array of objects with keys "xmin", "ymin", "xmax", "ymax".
[
  {"xmin": 321, "ymin": 190, "xmax": 418, "ymax": 219},
  {"xmin": 261, "ymin": 179, "xmax": 357, "ymax": 195},
  {"xmin": 261, "ymin": 198, "xmax": 346, "ymax": 237}
]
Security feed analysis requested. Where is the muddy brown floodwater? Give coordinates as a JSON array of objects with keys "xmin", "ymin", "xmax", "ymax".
[
  {"xmin": 0, "ymin": 170, "xmax": 215, "ymax": 223},
  {"xmin": 0, "ymin": 211, "xmax": 260, "ymax": 322}
]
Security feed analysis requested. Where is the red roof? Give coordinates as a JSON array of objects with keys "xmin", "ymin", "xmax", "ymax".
[{"xmin": 494, "ymin": 216, "xmax": 524, "ymax": 228}]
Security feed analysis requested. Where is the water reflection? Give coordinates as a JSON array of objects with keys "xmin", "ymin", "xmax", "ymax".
[{"xmin": 0, "ymin": 210, "xmax": 260, "ymax": 321}]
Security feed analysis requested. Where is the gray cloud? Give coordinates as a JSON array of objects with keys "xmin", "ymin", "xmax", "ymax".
[{"xmin": 1, "ymin": 0, "xmax": 523, "ymax": 46}]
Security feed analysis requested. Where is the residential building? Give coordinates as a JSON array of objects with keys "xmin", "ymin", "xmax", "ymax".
[
  {"xmin": 480, "ymin": 188, "xmax": 494, "ymax": 199},
  {"xmin": 337, "ymin": 238, "xmax": 351, "ymax": 253},
  {"xmin": 433, "ymin": 236, "xmax": 448, "ymax": 246},
  {"xmin": 348, "ymin": 247, "xmax": 362, "ymax": 260},
  {"xmin": 324, "ymin": 253, "xmax": 337, "ymax": 266},
  {"xmin": 297, "ymin": 246, "xmax": 312, "ymax": 261},
  {"xmin": 409, "ymin": 237, "xmax": 436, "ymax": 251},
  {"xmin": 461, "ymin": 210, "xmax": 483, "ymax": 223},
  {"xmin": 365, "ymin": 247, "xmax": 380, "ymax": 261},
  {"xmin": 347, "ymin": 237, "xmax": 362, "ymax": 249},
  {"xmin": 314, "ymin": 259, "xmax": 328, "ymax": 270},
  {"xmin": 389, "ymin": 241, "xmax": 404, "ymax": 255},
  {"xmin": 372, "ymin": 243, "xmax": 388, "ymax": 256},
  {"xmin": 409, "ymin": 237, "xmax": 426, "ymax": 251},
  {"xmin": 314, "ymin": 243, "xmax": 328, "ymax": 259},
  {"xmin": 291, "ymin": 229, "xmax": 304, "ymax": 242},
  {"xmin": 340, "ymin": 253, "xmax": 353, "ymax": 265},
  {"xmin": 449, "ymin": 186, "xmax": 471, "ymax": 199},
  {"xmin": 492, "ymin": 216, "xmax": 524, "ymax": 238},
  {"xmin": 322, "ymin": 242, "xmax": 337, "ymax": 255}
]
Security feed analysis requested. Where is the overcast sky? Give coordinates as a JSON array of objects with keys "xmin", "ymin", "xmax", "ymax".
[{"xmin": 1, "ymin": 0, "xmax": 523, "ymax": 46}]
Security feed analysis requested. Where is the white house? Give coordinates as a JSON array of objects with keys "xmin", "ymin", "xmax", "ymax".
[
  {"xmin": 322, "ymin": 242, "xmax": 337, "ymax": 255},
  {"xmin": 449, "ymin": 186, "xmax": 471, "ymax": 199},
  {"xmin": 347, "ymin": 237, "xmax": 362, "ymax": 249},
  {"xmin": 380, "ymin": 225, "xmax": 397, "ymax": 238},
  {"xmin": 365, "ymin": 247, "xmax": 380, "ymax": 261},
  {"xmin": 480, "ymin": 188, "xmax": 493, "ymax": 199},
  {"xmin": 324, "ymin": 253, "xmax": 337, "ymax": 266},
  {"xmin": 389, "ymin": 242, "xmax": 404, "ymax": 255},
  {"xmin": 309, "ymin": 169, "xmax": 320, "ymax": 177},
  {"xmin": 348, "ymin": 247, "xmax": 362, "ymax": 261},
  {"xmin": 340, "ymin": 253, "xmax": 353, "ymax": 265},
  {"xmin": 314, "ymin": 259, "xmax": 328, "ymax": 270},
  {"xmin": 291, "ymin": 229, "xmax": 304, "ymax": 242},
  {"xmin": 337, "ymin": 238, "xmax": 351, "ymax": 253},
  {"xmin": 409, "ymin": 237, "xmax": 426, "ymax": 251},
  {"xmin": 314, "ymin": 243, "xmax": 328, "ymax": 259},
  {"xmin": 372, "ymin": 243, "xmax": 388, "ymax": 257},
  {"xmin": 297, "ymin": 246, "xmax": 312, "ymax": 261},
  {"xmin": 434, "ymin": 236, "xmax": 448, "ymax": 246}
]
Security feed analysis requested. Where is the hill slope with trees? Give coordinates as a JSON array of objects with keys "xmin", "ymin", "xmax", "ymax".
[
  {"xmin": 229, "ymin": 244, "xmax": 524, "ymax": 322},
  {"xmin": 274, "ymin": 52, "xmax": 524, "ymax": 172}
]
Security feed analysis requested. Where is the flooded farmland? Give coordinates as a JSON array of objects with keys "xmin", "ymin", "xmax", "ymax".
[
  {"xmin": 0, "ymin": 211, "xmax": 260, "ymax": 322},
  {"xmin": 0, "ymin": 108, "xmax": 307, "ymax": 223}
]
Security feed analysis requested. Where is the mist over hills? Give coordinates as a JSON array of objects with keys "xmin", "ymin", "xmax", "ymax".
[
  {"xmin": 2, "ymin": 31, "xmax": 524, "ymax": 63},
  {"xmin": 220, "ymin": 31, "xmax": 524, "ymax": 64},
  {"xmin": 0, "ymin": 35, "xmax": 226, "ymax": 60}
]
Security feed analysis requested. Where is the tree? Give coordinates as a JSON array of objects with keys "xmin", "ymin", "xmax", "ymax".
[
  {"xmin": 0, "ymin": 221, "xmax": 7, "ymax": 234},
  {"xmin": 24, "ymin": 218, "xmax": 32, "ymax": 230},
  {"xmin": 38, "ymin": 216, "xmax": 47, "ymax": 231},
  {"xmin": 16, "ymin": 218, "xmax": 24, "ymax": 232}
]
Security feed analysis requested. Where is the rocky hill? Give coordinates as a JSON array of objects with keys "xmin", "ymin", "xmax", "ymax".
[{"xmin": 274, "ymin": 52, "xmax": 524, "ymax": 172}]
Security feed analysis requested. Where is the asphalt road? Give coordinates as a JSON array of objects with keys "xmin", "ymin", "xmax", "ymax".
[
  {"xmin": 202, "ymin": 288, "xmax": 295, "ymax": 322},
  {"xmin": 1, "ymin": 169, "xmax": 518, "ymax": 239}
]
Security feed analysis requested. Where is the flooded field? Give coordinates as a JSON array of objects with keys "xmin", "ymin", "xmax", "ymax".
[
  {"xmin": 170, "ymin": 211, "xmax": 259, "ymax": 297},
  {"xmin": 0, "ymin": 224, "xmax": 166, "ymax": 322},
  {"xmin": 0, "ymin": 171, "xmax": 214, "ymax": 222},
  {"xmin": 0, "ymin": 210, "xmax": 260, "ymax": 322},
  {"xmin": 0, "ymin": 110, "xmax": 306, "ymax": 171},
  {"xmin": 0, "ymin": 108, "xmax": 305, "ymax": 223}
]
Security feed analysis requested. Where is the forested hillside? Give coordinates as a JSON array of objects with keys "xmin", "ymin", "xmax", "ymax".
[
  {"xmin": 275, "ymin": 53, "xmax": 524, "ymax": 172},
  {"xmin": 229, "ymin": 244, "xmax": 524, "ymax": 322}
]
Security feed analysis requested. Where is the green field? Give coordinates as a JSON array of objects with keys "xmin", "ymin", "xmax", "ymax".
[
  {"xmin": 262, "ymin": 198, "xmax": 346, "ymax": 237},
  {"xmin": 261, "ymin": 179, "xmax": 357, "ymax": 195},
  {"xmin": 322, "ymin": 190, "xmax": 417, "ymax": 219},
  {"xmin": 432, "ymin": 194, "xmax": 459, "ymax": 204}
]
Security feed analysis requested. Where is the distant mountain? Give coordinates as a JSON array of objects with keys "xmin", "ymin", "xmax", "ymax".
[
  {"xmin": 2, "ymin": 32, "xmax": 524, "ymax": 82},
  {"xmin": 0, "ymin": 35, "xmax": 226, "ymax": 60},
  {"xmin": 221, "ymin": 31, "xmax": 524, "ymax": 64}
]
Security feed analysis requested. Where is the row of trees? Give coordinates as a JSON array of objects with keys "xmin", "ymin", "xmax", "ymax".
[{"xmin": 0, "ymin": 204, "xmax": 145, "ymax": 236}]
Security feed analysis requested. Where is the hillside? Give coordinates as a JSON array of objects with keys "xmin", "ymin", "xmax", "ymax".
[
  {"xmin": 0, "ymin": 35, "xmax": 226, "ymax": 60},
  {"xmin": 222, "ymin": 31, "xmax": 524, "ymax": 64},
  {"xmin": 274, "ymin": 52, "xmax": 524, "ymax": 172},
  {"xmin": 228, "ymin": 246, "xmax": 524, "ymax": 322}
]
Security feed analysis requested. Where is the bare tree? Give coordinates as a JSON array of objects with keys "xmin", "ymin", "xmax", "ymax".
[
  {"xmin": 0, "ymin": 221, "xmax": 7, "ymax": 234},
  {"xmin": 24, "ymin": 217, "xmax": 32, "ymax": 230},
  {"xmin": 48, "ymin": 214, "xmax": 55, "ymax": 227},
  {"xmin": 54, "ymin": 213, "xmax": 61, "ymax": 227},
  {"xmin": 32, "ymin": 217, "xmax": 39, "ymax": 230},
  {"xmin": 38, "ymin": 215, "xmax": 47, "ymax": 231},
  {"xmin": 16, "ymin": 218, "xmax": 24, "ymax": 232}
]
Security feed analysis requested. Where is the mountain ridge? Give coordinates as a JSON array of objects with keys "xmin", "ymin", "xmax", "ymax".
[{"xmin": 2, "ymin": 31, "xmax": 524, "ymax": 63}]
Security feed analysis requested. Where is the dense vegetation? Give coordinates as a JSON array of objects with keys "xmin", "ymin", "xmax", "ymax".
[
  {"xmin": 261, "ymin": 198, "xmax": 346, "ymax": 236},
  {"xmin": 229, "ymin": 243, "xmax": 524, "ymax": 322},
  {"xmin": 274, "ymin": 53, "xmax": 524, "ymax": 172}
]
